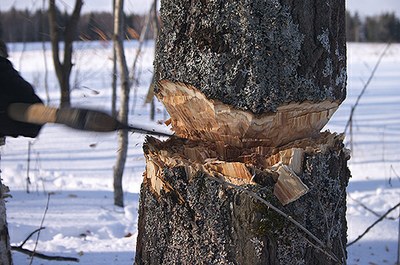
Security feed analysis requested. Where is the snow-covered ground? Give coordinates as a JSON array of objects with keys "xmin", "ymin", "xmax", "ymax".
[{"xmin": 0, "ymin": 41, "xmax": 399, "ymax": 265}]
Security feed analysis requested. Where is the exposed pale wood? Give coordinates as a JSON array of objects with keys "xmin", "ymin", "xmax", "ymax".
[
  {"xmin": 137, "ymin": 0, "xmax": 348, "ymax": 263},
  {"xmin": 142, "ymin": 132, "xmax": 346, "ymax": 206},
  {"xmin": 276, "ymin": 149, "xmax": 304, "ymax": 175},
  {"xmin": 265, "ymin": 148, "xmax": 304, "ymax": 173},
  {"xmin": 273, "ymin": 164, "xmax": 309, "ymax": 205},
  {"xmin": 207, "ymin": 162, "xmax": 252, "ymax": 181},
  {"xmin": 158, "ymin": 80, "xmax": 339, "ymax": 148},
  {"xmin": 145, "ymin": 159, "xmax": 164, "ymax": 196},
  {"xmin": 264, "ymin": 147, "xmax": 309, "ymax": 205},
  {"xmin": 137, "ymin": 132, "xmax": 350, "ymax": 264}
]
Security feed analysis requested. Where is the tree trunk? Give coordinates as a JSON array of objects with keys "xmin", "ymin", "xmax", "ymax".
[
  {"xmin": 48, "ymin": 0, "xmax": 83, "ymax": 108},
  {"xmin": 136, "ymin": 0, "xmax": 349, "ymax": 264},
  {"xmin": 111, "ymin": 39, "xmax": 118, "ymax": 118},
  {"xmin": 149, "ymin": 0, "xmax": 159, "ymax": 121},
  {"xmin": 0, "ymin": 137, "xmax": 12, "ymax": 265},
  {"xmin": 111, "ymin": 0, "xmax": 118, "ymax": 118},
  {"xmin": 112, "ymin": 0, "xmax": 130, "ymax": 207}
]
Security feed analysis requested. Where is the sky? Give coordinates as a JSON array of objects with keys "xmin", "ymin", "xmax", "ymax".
[{"xmin": 0, "ymin": 0, "xmax": 399, "ymax": 16}]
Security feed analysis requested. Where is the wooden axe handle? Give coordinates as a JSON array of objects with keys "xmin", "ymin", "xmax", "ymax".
[
  {"xmin": 8, "ymin": 103, "xmax": 57, "ymax": 125},
  {"xmin": 8, "ymin": 103, "xmax": 120, "ymax": 132},
  {"xmin": 8, "ymin": 103, "xmax": 173, "ymax": 136}
]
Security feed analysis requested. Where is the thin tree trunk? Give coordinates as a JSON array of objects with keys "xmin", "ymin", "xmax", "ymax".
[
  {"xmin": 113, "ymin": 0, "xmax": 130, "ymax": 207},
  {"xmin": 111, "ymin": 44, "xmax": 118, "ymax": 118},
  {"xmin": 148, "ymin": 0, "xmax": 159, "ymax": 121},
  {"xmin": 129, "ymin": 2, "xmax": 152, "ymax": 116},
  {"xmin": 111, "ymin": 0, "xmax": 117, "ymax": 118},
  {"xmin": 0, "ymin": 137, "xmax": 12, "ymax": 265},
  {"xmin": 41, "ymin": 0, "xmax": 50, "ymax": 104},
  {"xmin": 48, "ymin": 0, "xmax": 83, "ymax": 108},
  {"xmin": 136, "ymin": 0, "xmax": 349, "ymax": 264}
]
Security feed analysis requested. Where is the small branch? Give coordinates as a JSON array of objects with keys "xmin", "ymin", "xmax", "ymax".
[
  {"xmin": 390, "ymin": 165, "xmax": 400, "ymax": 186},
  {"xmin": 338, "ymin": 235, "xmax": 347, "ymax": 265},
  {"xmin": 18, "ymin": 227, "xmax": 45, "ymax": 248},
  {"xmin": 348, "ymin": 193, "xmax": 396, "ymax": 220},
  {"xmin": 347, "ymin": 201, "xmax": 400, "ymax": 247},
  {"xmin": 29, "ymin": 193, "xmax": 51, "ymax": 265},
  {"xmin": 344, "ymin": 42, "xmax": 391, "ymax": 135},
  {"xmin": 303, "ymin": 236, "xmax": 341, "ymax": 264},
  {"xmin": 129, "ymin": 0, "xmax": 155, "ymax": 85},
  {"xmin": 11, "ymin": 246, "xmax": 79, "ymax": 262},
  {"xmin": 11, "ymin": 193, "xmax": 79, "ymax": 262}
]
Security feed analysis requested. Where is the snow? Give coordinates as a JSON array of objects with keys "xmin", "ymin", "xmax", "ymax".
[{"xmin": 0, "ymin": 41, "xmax": 399, "ymax": 264}]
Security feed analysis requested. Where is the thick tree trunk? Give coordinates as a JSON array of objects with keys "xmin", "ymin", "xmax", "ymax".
[
  {"xmin": 136, "ymin": 133, "xmax": 349, "ymax": 264},
  {"xmin": 136, "ymin": 0, "xmax": 349, "ymax": 264},
  {"xmin": 0, "ymin": 137, "xmax": 12, "ymax": 265},
  {"xmin": 154, "ymin": 0, "xmax": 346, "ymax": 114}
]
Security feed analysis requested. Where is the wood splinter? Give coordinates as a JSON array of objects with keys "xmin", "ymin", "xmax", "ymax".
[
  {"xmin": 143, "ymin": 134, "xmax": 349, "ymax": 205},
  {"xmin": 147, "ymin": 80, "xmax": 337, "ymax": 204},
  {"xmin": 157, "ymin": 80, "xmax": 339, "ymax": 148}
]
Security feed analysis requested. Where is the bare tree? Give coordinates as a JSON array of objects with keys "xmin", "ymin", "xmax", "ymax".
[
  {"xmin": 148, "ymin": 0, "xmax": 159, "ymax": 121},
  {"xmin": 111, "ymin": 0, "xmax": 118, "ymax": 118},
  {"xmin": 41, "ymin": 0, "xmax": 51, "ymax": 104},
  {"xmin": 111, "ymin": 39, "xmax": 118, "ymax": 118},
  {"xmin": 135, "ymin": 0, "xmax": 349, "ymax": 264},
  {"xmin": 112, "ymin": 0, "xmax": 158, "ymax": 207},
  {"xmin": 48, "ymin": 0, "xmax": 83, "ymax": 108},
  {"xmin": 130, "ymin": 1, "xmax": 155, "ymax": 115},
  {"xmin": 112, "ymin": 0, "xmax": 130, "ymax": 207}
]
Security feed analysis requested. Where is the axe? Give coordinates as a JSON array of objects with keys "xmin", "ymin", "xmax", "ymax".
[{"xmin": 7, "ymin": 103, "xmax": 172, "ymax": 138}]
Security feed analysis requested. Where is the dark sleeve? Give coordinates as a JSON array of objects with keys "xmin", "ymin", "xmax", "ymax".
[{"xmin": 0, "ymin": 59, "xmax": 43, "ymax": 138}]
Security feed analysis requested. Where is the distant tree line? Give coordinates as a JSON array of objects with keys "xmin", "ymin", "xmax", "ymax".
[
  {"xmin": 1, "ymin": 8, "xmax": 399, "ymax": 43},
  {"xmin": 346, "ymin": 11, "xmax": 400, "ymax": 42},
  {"xmin": 0, "ymin": 8, "xmax": 155, "ymax": 43}
]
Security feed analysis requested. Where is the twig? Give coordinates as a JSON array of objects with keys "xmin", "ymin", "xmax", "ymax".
[
  {"xmin": 390, "ymin": 165, "xmax": 400, "ymax": 187},
  {"xmin": 348, "ymin": 193, "xmax": 397, "ymax": 220},
  {"xmin": 29, "ymin": 193, "xmax": 51, "ymax": 265},
  {"xmin": 11, "ymin": 194, "xmax": 79, "ymax": 262},
  {"xmin": 207, "ymin": 175, "xmax": 341, "ymax": 263},
  {"xmin": 18, "ymin": 227, "xmax": 45, "ymax": 248},
  {"xmin": 11, "ymin": 226, "xmax": 79, "ymax": 262},
  {"xmin": 338, "ymin": 235, "xmax": 347, "ymax": 265},
  {"xmin": 129, "ymin": 1, "xmax": 154, "ymax": 84},
  {"xmin": 129, "ymin": 1, "xmax": 155, "ymax": 115},
  {"xmin": 11, "ymin": 246, "xmax": 79, "ymax": 262},
  {"xmin": 347, "ymin": 201, "xmax": 400, "ymax": 247},
  {"xmin": 303, "ymin": 236, "xmax": 342, "ymax": 264},
  {"xmin": 344, "ymin": 42, "xmax": 391, "ymax": 135}
]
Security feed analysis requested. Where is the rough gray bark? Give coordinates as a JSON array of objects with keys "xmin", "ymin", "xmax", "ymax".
[
  {"xmin": 0, "ymin": 137, "xmax": 12, "ymax": 265},
  {"xmin": 136, "ymin": 0, "xmax": 349, "ymax": 264},
  {"xmin": 136, "ymin": 134, "xmax": 350, "ymax": 265},
  {"xmin": 155, "ymin": 0, "xmax": 346, "ymax": 114}
]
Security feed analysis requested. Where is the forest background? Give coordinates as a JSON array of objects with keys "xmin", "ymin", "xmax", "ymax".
[{"xmin": 0, "ymin": 9, "xmax": 400, "ymax": 43}]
